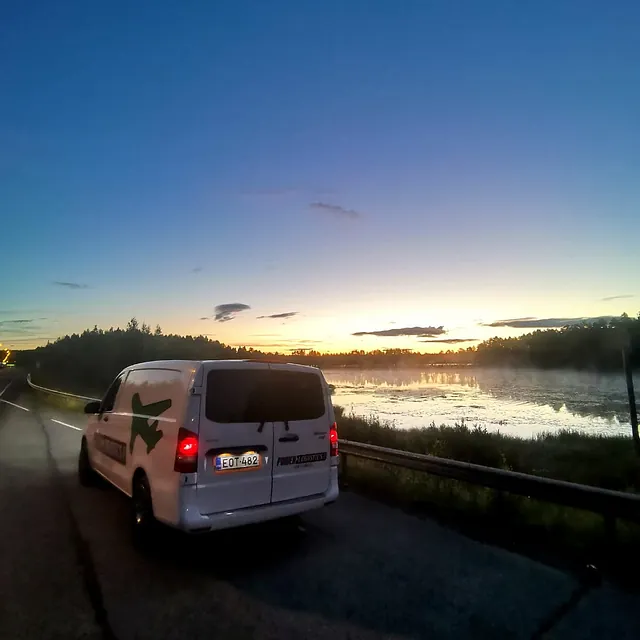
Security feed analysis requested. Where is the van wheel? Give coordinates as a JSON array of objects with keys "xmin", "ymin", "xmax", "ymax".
[
  {"xmin": 131, "ymin": 474, "xmax": 158, "ymax": 550},
  {"xmin": 78, "ymin": 438, "xmax": 97, "ymax": 487}
]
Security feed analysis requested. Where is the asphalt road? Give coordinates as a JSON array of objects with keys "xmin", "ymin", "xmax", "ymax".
[{"xmin": 1, "ymin": 372, "xmax": 639, "ymax": 640}]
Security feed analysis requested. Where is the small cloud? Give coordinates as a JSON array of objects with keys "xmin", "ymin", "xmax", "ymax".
[
  {"xmin": 239, "ymin": 343, "xmax": 289, "ymax": 349},
  {"xmin": 257, "ymin": 311, "xmax": 299, "ymax": 319},
  {"xmin": 353, "ymin": 326, "xmax": 446, "ymax": 338},
  {"xmin": 214, "ymin": 303, "xmax": 251, "ymax": 322},
  {"xmin": 192, "ymin": 267, "xmax": 203, "ymax": 273},
  {"xmin": 0, "ymin": 318, "xmax": 46, "ymax": 335},
  {"xmin": 53, "ymin": 281, "xmax": 89, "ymax": 289},
  {"xmin": 601, "ymin": 294, "xmax": 634, "ymax": 302},
  {"xmin": 481, "ymin": 317, "xmax": 536, "ymax": 326},
  {"xmin": 310, "ymin": 201, "xmax": 362, "ymax": 220},
  {"xmin": 2, "ymin": 336, "xmax": 52, "ymax": 344},
  {"xmin": 0, "ymin": 318, "xmax": 38, "ymax": 325},
  {"xmin": 199, "ymin": 317, "xmax": 210, "ymax": 320},
  {"xmin": 420, "ymin": 338, "xmax": 479, "ymax": 344},
  {"xmin": 482, "ymin": 316, "xmax": 616, "ymax": 329},
  {"xmin": 0, "ymin": 309, "xmax": 44, "ymax": 316},
  {"xmin": 239, "ymin": 338, "xmax": 321, "ymax": 349}
]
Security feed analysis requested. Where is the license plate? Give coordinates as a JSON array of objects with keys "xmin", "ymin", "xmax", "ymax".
[{"xmin": 214, "ymin": 452, "xmax": 261, "ymax": 473}]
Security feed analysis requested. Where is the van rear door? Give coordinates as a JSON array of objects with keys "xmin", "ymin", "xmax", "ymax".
[
  {"xmin": 196, "ymin": 362, "xmax": 274, "ymax": 514},
  {"xmin": 269, "ymin": 365, "xmax": 331, "ymax": 503}
]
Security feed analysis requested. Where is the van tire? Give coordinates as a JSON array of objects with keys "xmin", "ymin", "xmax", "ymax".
[
  {"xmin": 78, "ymin": 438, "xmax": 97, "ymax": 487},
  {"xmin": 131, "ymin": 474, "xmax": 158, "ymax": 550}
]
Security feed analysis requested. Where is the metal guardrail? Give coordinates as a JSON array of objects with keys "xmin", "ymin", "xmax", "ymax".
[
  {"xmin": 27, "ymin": 374, "xmax": 100, "ymax": 402},
  {"xmin": 340, "ymin": 439, "xmax": 640, "ymax": 524},
  {"xmin": 27, "ymin": 373, "xmax": 640, "ymax": 525}
]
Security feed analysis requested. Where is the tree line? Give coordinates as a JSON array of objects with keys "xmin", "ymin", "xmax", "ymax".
[
  {"xmin": 14, "ymin": 314, "xmax": 639, "ymax": 394},
  {"xmin": 474, "ymin": 314, "xmax": 639, "ymax": 370}
]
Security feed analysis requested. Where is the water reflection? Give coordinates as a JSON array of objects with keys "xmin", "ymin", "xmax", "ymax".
[{"xmin": 323, "ymin": 367, "xmax": 633, "ymax": 438}]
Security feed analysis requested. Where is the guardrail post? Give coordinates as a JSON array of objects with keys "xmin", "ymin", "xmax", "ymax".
[
  {"xmin": 490, "ymin": 489, "xmax": 507, "ymax": 517},
  {"xmin": 339, "ymin": 453, "xmax": 349, "ymax": 489},
  {"xmin": 603, "ymin": 513, "xmax": 617, "ymax": 546},
  {"xmin": 622, "ymin": 347, "xmax": 640, "ymax": 459}
]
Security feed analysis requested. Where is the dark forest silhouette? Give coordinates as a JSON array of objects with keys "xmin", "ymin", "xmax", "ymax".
[{"xmin": 14, "ymin": 313, "xmax": 639, "ymax": 395}]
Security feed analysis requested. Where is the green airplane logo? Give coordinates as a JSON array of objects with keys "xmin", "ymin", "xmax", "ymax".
[{"xmin": 129, "ymin": 393, "xmax": 172, "ymax": 454}]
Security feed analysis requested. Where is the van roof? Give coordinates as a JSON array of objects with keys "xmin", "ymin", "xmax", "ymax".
[{"xmin": 126, "ymin": 359, "xmax": 320, "ymax": 373}]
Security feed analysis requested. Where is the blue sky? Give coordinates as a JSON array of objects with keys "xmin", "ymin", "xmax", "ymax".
[{"xmin": 1, "ymin": 0, "xmax": 639, "ymax": 352}]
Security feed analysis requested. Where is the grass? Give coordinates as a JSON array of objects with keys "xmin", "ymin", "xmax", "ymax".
[
  {"xmin": 335, "ymin": 406, "xmax": 640, "ymax": 583},
  {"xmin": 39, "ymin": 393, "xmax": 88, "ymax": 413},
  {"xmin": 28, "ymin": 375, "xmax": 97, "ymax": 413},
  {"xmin": 335, "ymin": 406, "xmax": 640, "ymax": 492}
]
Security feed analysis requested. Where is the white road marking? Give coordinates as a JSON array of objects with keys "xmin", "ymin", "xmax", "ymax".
[
  {"xmin": 0, "ymin": 381, "xmax": 12, "ymax": 397},
  {"xmin": 0, "ymin": 398, "xmax": 30, "ymax": 411},
  {"xmin": 51, "ymin": 418, "xmax": 82, "ymax": 432}
]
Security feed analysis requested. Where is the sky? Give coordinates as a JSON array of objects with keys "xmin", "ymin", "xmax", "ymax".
[{"xmin": 1, "ymin": 0, "xmax": 639, "ymax": 354}]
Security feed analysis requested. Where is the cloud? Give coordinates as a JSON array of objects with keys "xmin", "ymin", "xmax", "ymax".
[
  {"xmin": 481, "ymin": 317, "xmax": 536, "ymax": 326},
  {"xmin": 192, "ymin": 267, "xmax": 203, "ymax": 273},
  {"xmin": 245, "ymin": 338, "xmax": 320, "ymax": 344},
  {"xmin": 53, "ymin": 281, "xmax": 89, "ymax": 289},
  {"xmin": 310, "ymin": 202, "xmax": 361, "ymax": 220},
  {"xmin": 420, "ymin": 338, "xmax": 479, "ymax": 344},
  {"xmin": 0, "ymin": 318, "xmax": 48, "ymax": 336},
  {"xmin": 234, "ymin": 338, "xmax": 322, "ymax": 351},
  {"xmin": 601, "ymin": 294, "xmax": 634, "ymax": 302},
  {"xmin": 242, "ymin": 343, "xmax": 320, "ymax": 350},
  {"xmin": 257, "ymin": 311, "xmax": 299, "ymax": 319},
  {"xmin": 214, "ymin": 303, "xmax": 251, "ymax": 322},
  {"xmin": 199, "ymin": 317, "xmax": 210, "ymax": 320},
  {"xmin": 353, "ymin": 326, "xmax": 446, "ymax": 338},
  {"xmin": 0, "ymin": 318, "xmax": 40, "ymax": 325},
  {"xmin": 0, "ymin": 309, "xmax": 44, "ymax": 317},
  {"xmin": 482, "ymin": 316, "xmax": 616, "ymax": 329},
  {"xmin": 2, "ymin": 336, "xmax": 51, "ymax": 344}
]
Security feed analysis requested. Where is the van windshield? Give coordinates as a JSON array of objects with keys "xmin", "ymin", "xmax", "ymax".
[{"xmin": 205, "ymin": 369, "xmax": 326, "ymax": 423}]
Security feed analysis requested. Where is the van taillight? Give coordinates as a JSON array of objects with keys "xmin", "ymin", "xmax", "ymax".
[
  {"xmin": 174, "ymin": 427, "xmax": 199, "ymax": 473},
  {"xmin": 329, "ymin": 422, "xmax": 339, "ymax": 457}
]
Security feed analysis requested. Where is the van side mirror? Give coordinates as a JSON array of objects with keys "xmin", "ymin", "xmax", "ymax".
[{"xmin": 84, "ymin": 400, "xmax": 101, "ymax": 414}]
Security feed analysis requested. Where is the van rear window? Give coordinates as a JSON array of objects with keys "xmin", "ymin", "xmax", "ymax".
[{"xmin": 205, "ymin": 369, "xmax": 325, "ymax": 423}]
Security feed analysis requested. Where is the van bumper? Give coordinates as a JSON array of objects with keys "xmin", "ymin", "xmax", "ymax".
[{"xmin": 178, "ymin": 466, "xmax": 339, "ymax": 533}]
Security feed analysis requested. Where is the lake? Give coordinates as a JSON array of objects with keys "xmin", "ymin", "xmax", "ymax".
[{"xmin": 323, "ymin": 367, "xmax": 636, "ymax": 439}]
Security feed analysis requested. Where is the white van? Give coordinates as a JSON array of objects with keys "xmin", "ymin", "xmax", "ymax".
[{"xmin": 78, "ymin": 360, "xmax": 339, "ymax": 545}]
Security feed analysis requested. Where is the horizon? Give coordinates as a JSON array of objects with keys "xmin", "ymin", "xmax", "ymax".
[
  {"xmin": 7, "ymin": 312, "xmax": 639, "ymax": 358},
  {"xmin": 2, "ymin": 2, "xmax": 639, "ymax": 353}
]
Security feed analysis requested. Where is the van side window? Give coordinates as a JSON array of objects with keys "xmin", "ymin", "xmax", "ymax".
[{"xmin": 101, "ymin": 373, "xmax": 126, "ymax": 413}]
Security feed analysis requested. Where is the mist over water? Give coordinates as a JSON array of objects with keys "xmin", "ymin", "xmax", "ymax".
[{"xmin": 323, "ymin": 368, "xmax": 634, "ymax": 438}]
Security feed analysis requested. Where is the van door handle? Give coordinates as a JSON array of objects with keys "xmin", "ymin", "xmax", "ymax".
[{"xmin": 278, "ymin": 433, "xmax": 299, "ymax": 443}]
